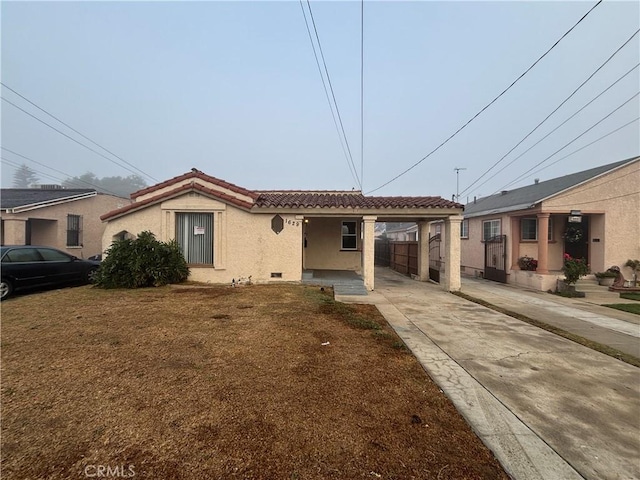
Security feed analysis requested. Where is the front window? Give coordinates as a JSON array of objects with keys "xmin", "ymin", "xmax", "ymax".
[
  {"xmin": 67, "ymin": 214, "xmax": 82, "ymax": 247},
  {"xmin": 176, "ymin": 213, "xmax": 213, "ymax": 264},
  {"xmin": 521, "ymin": 218, "xmax": 537, "ymax": 240},
  {"xmin": 341, "ymin": 221, "xmax": 357, "ymax": 250},
  {"xmin": 460, "ymin": 220, "xmax": 469, "ymax": 239},
  {"xmin": 521, "ymin": 217, "xmax": 553, "ymax": 241},
  {"xmin": 482, "ymin": 219, "xmax": 501, "ymax": 241}
]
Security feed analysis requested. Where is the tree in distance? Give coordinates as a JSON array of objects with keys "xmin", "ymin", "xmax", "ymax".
[
  {"xmin": 12, "ymin": 164, "xmax": 39, "ymax": 187},
  {"xmin": 63, "ymin": 172, "xmax": 147, "ymax": 197}
]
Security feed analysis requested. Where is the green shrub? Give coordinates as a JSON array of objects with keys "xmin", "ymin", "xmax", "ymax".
[{"xmin": 93, "ymin": 231, "xmax": 189, "ymax": 289}]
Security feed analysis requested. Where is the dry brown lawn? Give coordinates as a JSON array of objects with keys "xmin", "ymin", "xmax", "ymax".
[{"xmin": 1, "ymin": 283, "xmax": 507, "ymax": 479}]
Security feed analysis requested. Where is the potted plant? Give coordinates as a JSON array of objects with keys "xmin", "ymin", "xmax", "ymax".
[
  {"xmin": 625, "ymin": 259, "xmax": 640, "ymax": 287},
  {"xmin": 517, "ymin": 255, "xmax": 538, "ymax": 271},
  {"xmin": 594, "ymin": 270, "xmax": 618, "ymax": 286}
]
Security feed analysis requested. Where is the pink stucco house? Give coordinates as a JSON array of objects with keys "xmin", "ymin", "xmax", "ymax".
[{"xmin": 433, "ymin": 157, "xmax": 639, "ymax": 291}]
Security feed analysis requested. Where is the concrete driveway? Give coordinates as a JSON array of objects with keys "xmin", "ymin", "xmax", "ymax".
[{"xmin": 338, "ymin": 268, "xmax": 640, "ymax": 480}]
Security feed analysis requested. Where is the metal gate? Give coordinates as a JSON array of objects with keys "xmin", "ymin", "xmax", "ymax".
[
  {"xmin": 428, "ymin": 233, "xmax": 441, "ymax": 283},
  {"xmin": 484, "ymin": 235, "xmax": 507, "ymax": 283}
]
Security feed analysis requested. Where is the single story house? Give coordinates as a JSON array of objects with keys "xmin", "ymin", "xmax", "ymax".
[
  {"xmin": 384, "ymin": 222, "xmax": 419, "ymax": 241},
  {"xmin": 1, "ymin": 186, "xmax": 129, "ymax": 259},
  {"xmin": 100, "ymin": 169, "xmax": 465, "ymax": 291},
  {"xmin": 450, "ymin": 156, "xmax": 639, "ymax": 291}
]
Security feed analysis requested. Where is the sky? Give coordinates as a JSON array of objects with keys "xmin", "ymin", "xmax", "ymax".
[{"xmin": 1, "ymin": 0, "xmax": 638, "ymax": 202}]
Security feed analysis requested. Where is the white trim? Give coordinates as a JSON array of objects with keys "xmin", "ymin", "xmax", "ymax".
[{"xmin": 8, "ymin": 191, "xmax": 97, "ymax": 213}]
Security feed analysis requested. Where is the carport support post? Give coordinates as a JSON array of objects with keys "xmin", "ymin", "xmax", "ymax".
[
  {"xmin": 443, "ymin": 215, "xmax": 463, "ymax": 292},
  {"xmin": 362, "ymin": 215, "xmax": 377, "ymax": 291},
  {"xmin": 417, "ymin": 221, "xmax": 430, "ymax": 281}
]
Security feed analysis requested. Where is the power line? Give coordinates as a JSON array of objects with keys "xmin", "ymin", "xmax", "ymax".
[
  {"xmin": 1, "ymin": 96, "xmax": 157, "ymax": 182},
  {"xmin": 550, "ymin": 190, "xmax": 639, "ymax": 207},
  {"xmin": 1, "ymin": 156, "xmax": 108, "ymax": 193},
  {"xmin": 360, "ymin": 0, "xmax": 364, "ymax": 191},
  {"xmin": 462, "ymin": 60, "xmax": 640, "ymax": 197},
  {"xmin": 0, "ymin": 82, "xmax": 158, "ymax": 182},
  {"xmin": 298, "ymin": 0, "xmax": 360, "ymax": 188},
  {"xmin": 460, "ymin": 30, "xmax": 639, "ymax": 197},
  {"xmin": 304, "ymin": 0, "xmax": 361, "ymax": 189},
  {"xmin": 501, "ymin": 117, "xmax": 639, "ymax": 190},
  {"xmin": 488, "ymin": 92, "xmax": 639, "ymax": 195},
  {"xmin": 1, "ymin": 147, "xmax": 124, "ymax": 196},
  {"xmin": 366, "ymin": 0, "xmax": 603, "ymax": 194}
]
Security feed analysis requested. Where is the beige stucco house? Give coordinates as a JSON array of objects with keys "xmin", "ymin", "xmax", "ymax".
[
  {"xmin": 100, "ymin": 169, "xmax": 465, "ymax": 291},
  {"xmin": 1, "ymin": 187, "xmax": 129, "ymax": 259},
  {"xmin": 449, "ymin": 157, "xmax": 639, "ymax": 291}
]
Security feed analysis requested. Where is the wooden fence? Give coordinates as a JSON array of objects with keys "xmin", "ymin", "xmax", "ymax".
[{"xmin": 375, "ymin": 238, "xmax": 419, "ymax": 277}]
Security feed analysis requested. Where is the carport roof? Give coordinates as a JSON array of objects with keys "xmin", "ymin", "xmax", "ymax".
[{"xmin": 254, "ymin": 192, "xmax": 461, "ymax": 209}]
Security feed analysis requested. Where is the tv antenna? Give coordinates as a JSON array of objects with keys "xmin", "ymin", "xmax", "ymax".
[{"xmin": 454, "ymin": 167, "xmax": 467, "ymax": 202}]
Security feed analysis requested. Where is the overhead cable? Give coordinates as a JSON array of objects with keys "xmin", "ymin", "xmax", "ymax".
[
  {"xmin": 366, "ymin": 0, "xmax": 604, "ymax": 194},
  {"xmin": 462, "ymin": 59, "xmax": 640, "ymax": 197},
  {"xmin": 1, "ymin": 82, "xmax": 158, "ymax": 182},
  {"xmin": 460, "ymin": 30, "xmax": 639, "ymax": 197}
]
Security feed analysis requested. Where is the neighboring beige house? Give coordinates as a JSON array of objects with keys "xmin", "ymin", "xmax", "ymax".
[
  {"xmin": 1, "ymin": 187, "xmax": 129, "ymax": 259},
  {"xmin": 444, "ymin": 157, "xmax": 639, "ymax": 291},
  {"xmin": 100, "ymin": 169, "xmax": 465, "ymax": 291}
]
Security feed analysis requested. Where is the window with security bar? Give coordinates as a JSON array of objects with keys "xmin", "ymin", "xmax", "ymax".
[
  {"xmin": 67, "ymin": 214, "xmax": 82, "ymax": 247},
  {"xmin": 176, "ymin": 213, "xmax": 214, "ymax": 264}
]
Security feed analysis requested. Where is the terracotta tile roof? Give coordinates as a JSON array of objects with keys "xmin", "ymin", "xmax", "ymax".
[
  {"xmin": 254, "ymin": 192, "xmax": 462, "ymax": 209},
  {"xmin": 102, "ymin": 170, "xmax": 462, "ymax": 221},
  {"xmin": 130, "ymin": 169, "xmax": 260, "ymax": 200},
  {"xmin": 101, "ymin": 183, "xmax": 253, "ymax": 221}
]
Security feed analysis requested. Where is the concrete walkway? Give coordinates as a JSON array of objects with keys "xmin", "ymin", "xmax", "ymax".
[
  {"xmin": 460, "ymin": 276, "xmax": 640, "ymax": 358},
  {"xmin": 337, "ymin": 268, "xmax": 640, "ymax": 480}
]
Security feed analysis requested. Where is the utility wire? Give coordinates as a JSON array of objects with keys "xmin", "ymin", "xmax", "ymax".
[
  {"xmin": 501, "ymin": 116, "xmax": 639, "ymax": 190},
  {"xmin": 487, "ymin": 92, "xmax": 639, "ymax": 196},
  {"xmin": 1, "ymin": 82, "xmax": 158, "ymax": 182},
  {"xmin": 304, "ymin": 0, "xmax": 361, "ymax": 189},
  {"xmin": 298, "ymin": 0, "xmax": 360, "ymax": 188},
  {"xmin": 366, "ymin": 0, "xmax": 603, "ymax": 194},
  {"xmin": 360, "ymin": 0, "xmax": 364, "ymax": 191},
  {"xmin": 1, "ymin": 96, "xmax": 156, "ymax": 182},
  {"xmin": 2, "ymin": 147, "xmax": 124, "ymax": 196},
  {"xmin": 460, "ymin": 30, "xmax": 639, "ymax": 197},
  {"xmin": 1, "ymin": 156, "xmax": 113, "ymax": 194},
  {"xmin": 462, "ymin": 60, "xmax": 640, "ymax": 197}
]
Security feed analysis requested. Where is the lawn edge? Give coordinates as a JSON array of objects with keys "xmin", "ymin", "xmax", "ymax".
[{"xmin": 452, "ymin": 291, "xmax": 640, "ymax": 369}]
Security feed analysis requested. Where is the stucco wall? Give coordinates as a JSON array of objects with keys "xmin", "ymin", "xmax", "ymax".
[
  {"xmin": 544, "ymin": 160, "xmax": 640, "ymax": 274},
  {"xmin": 461, "ymin": 160, "xmax": 640, "ymax": 286},
  {"xmin": 1, "ymin": 193, "xmax": 128, "ymax": 258},
  {"xmin": 303, "ymin": 217, "xmax": 361, "ymax": 271},
  {"xmin": 102, "ymin": 192, "xmax": 303, "ymax": 284}
]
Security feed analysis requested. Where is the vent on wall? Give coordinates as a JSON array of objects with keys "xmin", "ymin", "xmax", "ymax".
[{"xmin": 270, "ymin": 272, "xmax": 282, "ymax": 278}]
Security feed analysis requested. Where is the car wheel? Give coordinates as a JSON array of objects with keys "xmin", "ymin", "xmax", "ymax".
[{"xmin": 1, "ymin": 279, "xmax": 13, "ymax": 300}]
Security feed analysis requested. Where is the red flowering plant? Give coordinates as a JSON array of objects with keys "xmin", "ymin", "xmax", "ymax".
[
  {"xmin": 562, "ymin": 253, "xmax": 590, "ymax": 285},
  {"xmin": 517, "ymin": 255, "xmax": 538, "ymax": 271}
]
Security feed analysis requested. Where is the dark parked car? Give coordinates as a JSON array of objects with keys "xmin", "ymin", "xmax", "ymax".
[{"xmin": 0, "ymin": 246, "xmax": 100, "ymax": 300}]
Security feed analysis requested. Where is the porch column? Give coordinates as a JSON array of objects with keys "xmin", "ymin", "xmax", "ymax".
[
  {"xmin": 443, "ymin": 215, "xmax": 463, "ymax": 292},
  {"xmin": 511, "ymin": 216, "xmax": 521, "ymax": 270},
  {"xmin": 417, "ymin": 221, "xmax": 430, "ymax": 281},
  {"xmin": 362, "ymin": 215, "xmax": 377, "ymax": 291},
  {"xmin": 2, "ymin": 218, "xmax": 27, "ymax": 245},
  {"xmin": 537, "ymin": 213, "xmax": 550, "ymax": 274}
]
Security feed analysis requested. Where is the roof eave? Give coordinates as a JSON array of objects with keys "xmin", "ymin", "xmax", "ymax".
[{"xmin": 4, "ymin": 191, "xmax": 97, "ymax": 214}]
